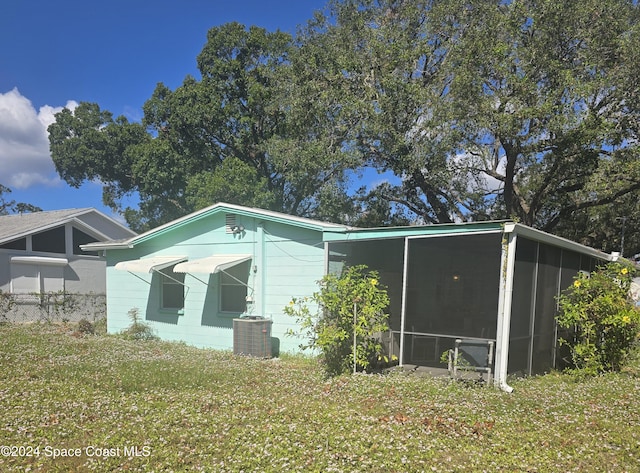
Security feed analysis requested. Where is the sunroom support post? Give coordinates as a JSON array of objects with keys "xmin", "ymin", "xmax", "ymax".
[
  {"xmin": 399, "ymin": 237, "xmax": 410, "ymax": 366},
  {"xmin": 495, "ymin": 226, "xmax": 517, "ymax": 392}
]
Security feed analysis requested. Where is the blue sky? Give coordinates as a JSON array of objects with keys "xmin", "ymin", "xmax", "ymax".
[{"xmin": 0, "ymin": 0, "xmax": 328, "ymax": 222}]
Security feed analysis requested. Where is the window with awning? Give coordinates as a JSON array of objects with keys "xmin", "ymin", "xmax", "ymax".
[
  {"xmin": 115, "ymin": 254, "xmax": 253, "ymax": 314},
  {"xmin": 10, "ymin": 256, "xmax": 68, "ymax": 294},
  {"xmin": 114, "ymin": 256, "xmax": 188, "ymax": 311},
  {"xmin": 174, "ymin": 255, "xmax": 252, "ymax": 314}
]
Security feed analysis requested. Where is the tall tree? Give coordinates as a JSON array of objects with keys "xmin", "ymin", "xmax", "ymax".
[
  {"xmin": 0, "ymin": 184, "xmax": 41, "ymax": 215},
  {"xmin": 49, "ymin": 23, "xmax": 357, "ymax": 231},
  {"xmin": 553, "ymin": 194, "xmax": 640, "ymax": 259},
  {"xmin": 295, "ymin": 0, "xmax": 640, "ymax": 237},
  {"xmin": 49, "ymin": 2, "xmax": 640, "ymax": 247},
  {"xmin": 48, "ymin": 103, "xmax": 150, "ymax": 218},
  {"xmin": 291, "ymin": 0, "xmax": 468, "ymax": 224},
  {"xmin": 445, "ymin": 0, "xmax": 640, "ymax": 231}
]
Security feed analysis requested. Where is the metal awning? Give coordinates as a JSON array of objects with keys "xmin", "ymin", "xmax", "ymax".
[
  {"xmin": 11, "ymin": 256, "xmax": 68, "ymax": 266},
  {"xmin": 173, "ymin": 254, "xmax": 251, "ymax": 274},
  {"xmin": 114, "ymin": 255, "xmax": 187, "ymax": 273},
  {"xmin": 11, "ymin": 256, "xmax": 69, "ymax": 266}
]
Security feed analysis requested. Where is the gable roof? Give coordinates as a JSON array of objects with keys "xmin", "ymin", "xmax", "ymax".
[
  {"xmin": 80, "ymin": 202, "xmax": 613, "ymax": 262},
  {"xmin": 0, "ymin": 208, "xmax": 136, "ymax": 245},
  {"xmin": 83, "ymin": 202, "xmax": 350, "ymax": 250}
]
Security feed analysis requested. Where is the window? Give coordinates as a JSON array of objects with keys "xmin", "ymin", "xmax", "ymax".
[
  {"xmin": 220, "ymin": 261, "xmax": 249, "ymax": 313},
  {"xmin": 0, "ymin": 238, "xmax": 26, "ymax": 250},
  {"xmin": 10, "ymin": 260, "xmax": 65, "ymax": 294},
  {"xmin": 73, "ymin": 227, "xmax": 99, "ymax": 255},
  {"xmin": 160, "ymin": 267, "xmax": 184, "ymax": 310},
  {"xmin": 32, "ymin": 226, "xmax": 66, "ymax": 254},
  {"xmin": 11, "ymin": 263, "xmax": 40, "ymax": 293}
]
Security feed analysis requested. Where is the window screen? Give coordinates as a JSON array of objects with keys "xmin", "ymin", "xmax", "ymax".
[
  {"xmin": 508, "ymin": 237, "xmax": 537, "ymax": 374},
  {"xmin": 531, "ymin": 244, "xmax": 561, "ymax": 373},
  {"xmin": 328, "ymin": 239, "xmax": 405, "ymax": 330},
  {"xmin": 508, "ymin": 238, "xmax": 604, "ymax": 376},
  {"xmin": 0, "ymin": 238, "xmax": 26, "ymax": 250},
  {"xmin": 73, "ymin": 228, "xmax": 99, "ymax": 255},
  {"xmin": 160, "ymin": 268, "xmax": 184, "ymax": 310},
  {"xmin": 32, "ymin": 226, "xmax": 65, "ymax": 254},
  {"xmin": 220, "ymin": 261, "xmax": 250, "ymax": 313},
  {"xmin": 405, "ymin": 233, "xmax": 502, "ymax": 339}
]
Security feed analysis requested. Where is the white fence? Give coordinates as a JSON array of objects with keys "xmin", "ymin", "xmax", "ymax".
[{"xmin": 0, "ymin": 292, "xmax": 106, "ymax": 324}]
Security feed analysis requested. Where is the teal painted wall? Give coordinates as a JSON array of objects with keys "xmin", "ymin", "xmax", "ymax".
[
  {"xmin": 260, "ymin": 221, "xmax": 324, "ymax": 352},
  {"xmin": 105, "ymin": 211, "xmax": 324, "ymax": 353}
]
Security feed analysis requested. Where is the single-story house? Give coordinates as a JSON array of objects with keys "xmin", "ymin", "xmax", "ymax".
[
  {"xmin": 84, "ymin": 202, "xmax": 612, "ymax": 390},
  {"xmin": 0, "ymin": 208, "xmax": 136, "ymax": 297}
]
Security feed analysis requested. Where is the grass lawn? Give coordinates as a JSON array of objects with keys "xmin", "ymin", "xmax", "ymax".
[{"xmin": 1, "ymin": 323, "xmax": 639, "ymax": 472}]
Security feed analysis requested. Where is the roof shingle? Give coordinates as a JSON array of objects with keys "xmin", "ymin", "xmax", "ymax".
[{"xmin": 1, "ymin": 208, "xmax": 99, "ymax": 243}]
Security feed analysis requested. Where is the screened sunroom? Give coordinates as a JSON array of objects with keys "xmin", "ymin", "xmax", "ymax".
[{"xmin": 325, "ymin": 222, "xmax": 610, "ymax": 389}]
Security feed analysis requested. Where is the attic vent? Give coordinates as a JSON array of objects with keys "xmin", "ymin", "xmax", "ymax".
[{"xmin": 225, "ymin": 214, "xmax": 236, "ymax": 233}]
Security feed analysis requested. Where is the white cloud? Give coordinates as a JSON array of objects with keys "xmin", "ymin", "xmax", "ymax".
[
  {"xmin": 448, "ymin": 150, "xmax": 506, "ymax": 195},
  {"xmin": 0, "ymin": 88, "xmax": 77, "ymax": 189}
]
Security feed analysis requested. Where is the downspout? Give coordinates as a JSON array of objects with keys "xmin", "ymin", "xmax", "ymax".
[
  {"xmin": 495, "ymin": 225, "xmax": 517, "ymax": 393},
  {"xmin": 399, "ymin": 237, "xmax": 410, "ymax": 366},
  {"xmin": 256, "ymin": 222, "xmax": 265, "ymax": 317}
]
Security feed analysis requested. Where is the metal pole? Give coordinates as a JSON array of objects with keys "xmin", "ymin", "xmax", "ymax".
[{"xmin": 399, "ymin": 237, "xmax": 410, "ymax": 366}]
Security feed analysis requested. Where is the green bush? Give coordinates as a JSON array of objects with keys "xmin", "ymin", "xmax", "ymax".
[
  {"xmin": 284, "ymin": 265, "xmax": 392, "ymax": 376},
  {"xmin": 120, "ymin": 307, "xmax": 158, "ymax": 341},
  {"xmin": 93, "ymin": 317, "xmax": 107, "ymax": 335},
  {"xmin": 557, "ymin": 262, "xmax": 640, "ymax": 376},
  {"xmin": 0, "ymin": 290, "xmax": 16, "ymax": 322},
  {"xmin": 77, "ymin": 318, "xmax": 95, "ymax": 335}
]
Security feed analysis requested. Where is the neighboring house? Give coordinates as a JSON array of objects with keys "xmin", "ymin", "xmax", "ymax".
[
  {"xmin": 84, "ymin": 202, "xmax": 613, "ymax": 389},
  {"xmin": 0, "ymin": 208, "xmax": 136, "ymax": 297},
  {"xmin": 631, "ymin": 277, "xmax": 640, "ymax": 306}
]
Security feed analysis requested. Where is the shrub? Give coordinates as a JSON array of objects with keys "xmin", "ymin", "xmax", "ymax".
[
  {"xmin": 93, "ymin": 317, "xmax": 108, "ymax": 335},
  {"xmin": 284, "ymin": 265, "xmax": 391, "ymax": 376},
  {"xmin": 41, "ymin": 291, "xmax": 79, "ymax": 319},
  {"xmin": 557, "ymin": 262, "xmax": 640, "ymax": 376},
  {"xmin": 0, "ymin": 289, "xmax": 16, "ymax": 323},
  {"xmin": 77, "ymin": 318, "xmax": 95, "ymax": 335},
  {"xmin": 120, "ymin": 308, "xmax": 158, "ymax": 341}
]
